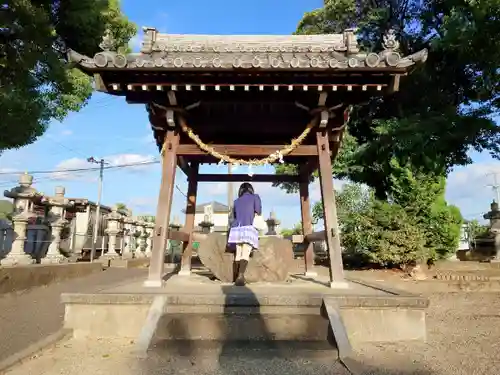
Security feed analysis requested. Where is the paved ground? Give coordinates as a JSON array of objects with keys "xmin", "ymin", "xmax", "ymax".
[
  {"xmin": 3, "ymin": 270, "xmax": 500, "ymax": 375},
  {"xmin": 0, "ymin": 268, "xmax": 147, "ymax": 363}
]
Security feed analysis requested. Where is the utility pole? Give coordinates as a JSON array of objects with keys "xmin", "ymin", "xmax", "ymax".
[
  {"xmin": 486, "ymin": 171, "xmax": 500, "ymax": 203},
  {"xmin": 88, "ymin": 157, "xmax": 106, "ymax": 262}
]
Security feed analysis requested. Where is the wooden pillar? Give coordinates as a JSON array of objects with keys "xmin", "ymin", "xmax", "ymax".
[
  {"xmin": 144, "ymin": 129, "xmax": 179, "ymax": 287},
  {"xmin": 179, "ymin": 162, "xmax": 199, "ymax": 276},
  {"xmin": 299, "ymin": 178, "xmax": 316, "ymax": 277},
  {"xmin": 316, "ymin": 129, "xmax": 348, "ymax": 288}
]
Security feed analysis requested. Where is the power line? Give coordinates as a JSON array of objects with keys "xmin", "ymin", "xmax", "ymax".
[
  {"xmin": 0, "ymin": 160, "xmax": 160, "ymax": 176},
  {"xmin": 175, "ymin": 184, "xmax": 187, "ymax": 198},
  {"xmin": 44, "ymin": 136, "xmax": 89, "ymax": 159}
]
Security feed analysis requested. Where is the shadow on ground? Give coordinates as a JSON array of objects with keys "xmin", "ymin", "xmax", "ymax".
[{"xmin": 135, "ymin": 281, "xmax": 435, "ymax": 375}]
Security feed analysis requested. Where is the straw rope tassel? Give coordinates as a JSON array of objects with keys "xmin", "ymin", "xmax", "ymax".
[{"xmin": 161, "ymin": 119, "xmax": 316, "ymax": 166}]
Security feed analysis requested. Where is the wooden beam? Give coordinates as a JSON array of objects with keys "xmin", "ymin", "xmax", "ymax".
[
  {"xmin": 316, "ymin": 128, "xmax": 347, "ymax": 288},
  {"xmin": 292, "ymin": 231, "xmax": 326, "ymax": 244},
  {"xmin": 180, "ymin": 162, "xmax": 199, "ymax": 275},
  {"xmin": 197, "ymin": 174, "xmax": 299, "ymax": 183},
  {"xmin": 167, "ymin": 229, "xmax": 191, "ymax": 243},
  {"xmin": 177, "ymin": 144, "xmax": 318, "ymax": 157},
  {"xmin": 300, "ymin": 178, "xmax": 315, "ymax": 276},
  {"xmin": 389, "ymin": 74, "xmax": 401, "ymax": 93},
  {"xmin": 146, "ymin": 129, "xmax": 180, "ymax": 287}
]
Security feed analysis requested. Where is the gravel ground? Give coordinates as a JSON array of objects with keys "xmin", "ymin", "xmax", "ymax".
[
  {"xmin": 4, "ymin": 286, "xmax": 500, "ymax": 375},
  {"xmin": 0, "ymin": 268, "xmax": 147, "ymax": 362}
]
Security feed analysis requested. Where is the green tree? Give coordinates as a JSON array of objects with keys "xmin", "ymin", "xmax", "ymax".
[
  {"xmin": 387, "ymin": 163, "xmax": 463, "ymax": 260},
  {"xmin": 466, "ymin": 219, "xmax": 490, "ymax": 242},
  {"xmin": 280, "ymin": 223, "xmax": 303, "ymax": 237},
  {"xmin": 139, "ymin": 215, "xmax": 156, "ymax": 223},
  {"xmin": 116, "ymin": 202, "xmax": 128, "ymax": 211},
  {"xmin": 275, "ymin": 0, "xmax": 499, "ymax": 197},
  {"xmin": 1, "ymin": 0, "xmax": 136, "ymax": 152},
  {"xmin": 0, "ymin": 200, "xmax": 14, "ymax": 221}
]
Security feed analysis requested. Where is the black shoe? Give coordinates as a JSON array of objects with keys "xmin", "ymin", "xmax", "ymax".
[
  {"xmin": 234, "ymin": 260, "xmax": 248, "ymax": 286},
  {"xmin": 232, "ymin": 261, "xmax": 239, "ymax": 283},
  {"xmin": 235, "ymin": 274, "xmax": 246, "ymax": 286}
]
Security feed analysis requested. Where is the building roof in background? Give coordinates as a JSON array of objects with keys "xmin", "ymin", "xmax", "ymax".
[{"xmin": 182, "ymin": 201, "xmax": 230, "ymax": 214}]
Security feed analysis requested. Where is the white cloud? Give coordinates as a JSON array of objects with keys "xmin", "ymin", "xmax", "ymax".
[
  {"xmin": 446, "ymin": 161, "xmax": 500, "ymax": 220},
  {"xmin": 50, "ymin": 153, "xmax": 156, "ymax": 181},
  {"xmin": 60, "ymin": 129, "xmax": 73, "ymax": 136},
  {"xmin": 105, "ymin": 153, "xmax": 155, "ymax": 166},
  {"xmin": 127, "ymin": 197, "xmax": 157, "ymax": 215}
]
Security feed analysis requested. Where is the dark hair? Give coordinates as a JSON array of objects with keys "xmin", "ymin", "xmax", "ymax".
[{"xmin": 238, "ymin": 182, "xmax": 254, "ymax": 197}]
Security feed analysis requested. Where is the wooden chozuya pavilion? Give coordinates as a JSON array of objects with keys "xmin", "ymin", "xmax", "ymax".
[{"xmin": 69, "ymin": 27, "xmax": 427, "ymax": 288}]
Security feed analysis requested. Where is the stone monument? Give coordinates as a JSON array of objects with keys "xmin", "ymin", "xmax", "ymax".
[
  {"xmin": 40, "ymin": 186, "xmax": 74, "ymax": 264},
  {"xmin": 1, "ymin": 174, "xmax": 42, "ymax": 266},
  {"xmin": 197, "ymin": 233, "xmax": 294, "ymax": 283}
]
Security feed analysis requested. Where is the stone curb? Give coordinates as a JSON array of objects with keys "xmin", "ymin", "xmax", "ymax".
[{"xmin": 0, "ymin": 328, "xmax": 72, "ymax": 374}]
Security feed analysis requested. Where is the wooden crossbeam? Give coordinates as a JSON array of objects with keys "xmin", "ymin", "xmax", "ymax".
[
  {"xmin": 292, "ymin": 230, "xmax": 326, "ymax": 244},
  {"xmin": 177, "ymin": 144, "xmax": 318, "ymax": 157},
  {"xmin": 197, "ymin": 174, "xmax": 299, "ymax": 183}
]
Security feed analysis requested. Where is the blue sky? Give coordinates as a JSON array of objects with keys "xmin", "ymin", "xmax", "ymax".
[{"xmin": 0, "ymin": 0, "xmax": 499, "ymax": 228}]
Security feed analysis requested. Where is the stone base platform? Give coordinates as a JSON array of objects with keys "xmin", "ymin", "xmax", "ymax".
[
  {"xmin": 61, "ymin": 272, "xmax": 428, "ymax": 347},
  {"xmin": 108, "ymin": 257, "xmax": 150, "ymax": 269}
]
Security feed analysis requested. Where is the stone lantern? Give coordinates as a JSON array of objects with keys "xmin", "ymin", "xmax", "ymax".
[
  {"xmin": 199, "ymin": 213, "xmax": 214, "ymax": 234},
  {"xmin": 134, "ymin": 219, "xmax": 148, "ymax": 258},
  {"xmin": 265, "ymin": 211, "xmax": 280, "ymax": 236},
  {"xmin": 484, "ymin": 201, "xmax": 500, "ymax": 261},
  {"xmin": 1, "ymin": 173, "xmax": 42, "ymax": 265},
  {"xmin": 167, "ymin": 216, "xmax": 182, "ymax": 263},
  {"xmin": 144, "ymin": 221, "xmax": 155, "ymax": 257},
  {"xmin": 40, "ymin": 186, "xmax": 74, "ymax": 264},
  {"xmin": 102, "ymin": 205, "xmax": 123, "ymax": 260},
  {"xmin": 131, "ymin": 218, "xmax": 142, "ymax": 258},
  {"xmin": 121, "ymin": 209, "xmax": 135, "ymax": 259},
  {"xmin": 169, "ymin": 215, "xmax": 182, "ymax": 232}
]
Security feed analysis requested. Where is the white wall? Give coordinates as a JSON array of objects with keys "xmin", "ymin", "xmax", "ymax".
[{"xmin": 194, "ymin": 212, "xmax": 229, "ymax": 228}]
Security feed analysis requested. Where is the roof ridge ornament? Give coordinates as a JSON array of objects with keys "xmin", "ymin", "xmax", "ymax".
[
  {"xmin": 382, "ymin": 29, "xmax": 400, "ymax": 51},
  {"xmin": 343, "ymin": 28, "xmax": 359, "ymax": 54}
]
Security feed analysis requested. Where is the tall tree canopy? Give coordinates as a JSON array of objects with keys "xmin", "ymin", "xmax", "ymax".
[
  {"xmin": 1, "ymin": 0, "xmax": 136, "ymax": 152},
  {"xmin": 275, "ymin": 0, "xmax": 500, "ymax": 197}
]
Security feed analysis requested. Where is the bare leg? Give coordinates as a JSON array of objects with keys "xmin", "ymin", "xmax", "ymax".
[{"xmin": 233, "ymin": 244, "xmax": 243, "ymax": 282}]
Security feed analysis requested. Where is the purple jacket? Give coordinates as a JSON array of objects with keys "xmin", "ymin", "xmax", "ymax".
[{"xmin": 231, "ymin": 193, "xmax": 262, "ymax": 227}]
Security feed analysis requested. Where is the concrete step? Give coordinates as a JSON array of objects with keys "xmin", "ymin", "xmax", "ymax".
[
  {"xmin": 142, "ymin": 344, "xmax": 351, "ymax": 375},
  {"xmin": 155, "ymin": 312, "xmax": 330, "ymax": 341},
  {"xmin": 148, "ymin": 339, "xmax": 339, "ymax": 360}
]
